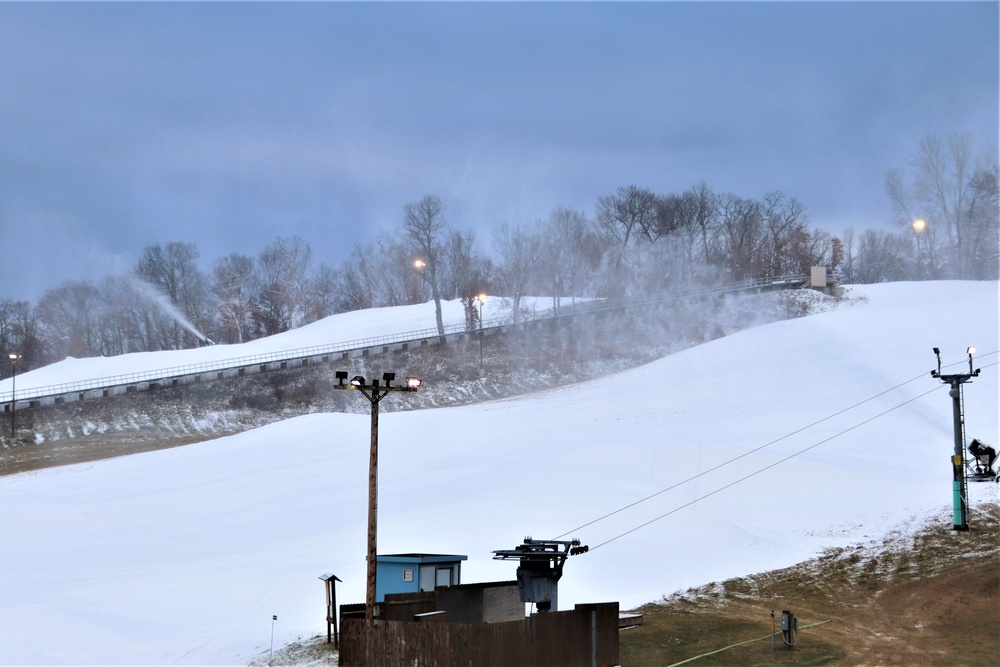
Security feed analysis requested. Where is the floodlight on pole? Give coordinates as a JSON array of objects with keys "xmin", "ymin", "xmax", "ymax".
[
  {"xmin": 476, "ymin": 293, "xmax": 488, "ymax": 370},
  {"xmin": 7, "ymin": 352, "xmax": 21, "ymax": 439},
  {"xmin": 334, "ymin": 371, "xmax": 420, "ymax": 621},
  {"xmin": 912, "ymin": 218, "xmax": 927, "ymax": 279},
  {"xmin": 930, "ymin": 347, "xmax": 981, "ymax": 531}
]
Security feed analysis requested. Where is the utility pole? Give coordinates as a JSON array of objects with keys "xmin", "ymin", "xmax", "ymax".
[
  {"xmin": 334, "ymin": 372, "xmax": 420, "ymax": 621},
  {"xmin": 931, "ymin": 347, "xmax": 980, "ymax": 531}
]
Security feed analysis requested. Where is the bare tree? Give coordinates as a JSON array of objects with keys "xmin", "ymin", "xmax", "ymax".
[
  {"xmin": 0, "ymin": 299, "xmax": 42, "ymax": 376},
  {"xmin": 965, "ymin": 164, "xmax": 999, "ymax": 279},
  {"xmin": 255, "ymin": 236, "xmax": 312, "ymax": 335},
  {"xmin": 596, "ymin": 185, "xmax": 660, "ymax": 247},
  {"xmin": 403, "ymin": 195, "xmax": 448, "ymax": 335},
  {"xmin": 136, "ymin": 242, "xmax": 209, "ymax": 348},
  {"xmin": 688, "ymin": 182, "xmax": 721, "ymax": 264},
  {"xmin": 840, "ymin": 227, "xmax": 857, "ymax": 284},
  {"xmin": 854, "ymin": 229, "xmax": 911, "ymax": 283},
  {"xmin": 35, "ymin": 280, "xmax": 102, "ymax": 359},
  {"xmin": 441, "ymin": 229, "xmax": 494, "ymax": 328},
  {"xmin": 211, "ymin": 253, "xmax": 256, "ymax": 344},
  {"xmin": 760, "ymin": 191, "xmax": 808, "ymax": 276},
  {"xmin": 886, "ymin": 164, "xmax": 944, "ymax": 279},
  {"xmin": 302, "ymin": 263, "xmax": 342, "ymax": 324},
  {"xmin": 718, "ymin": 194, "xmax": 766, "ymax": 281},
  {"xmin": 338, "ymin": 242, "xmax": 381, "ymax": 312},
  {"xmin": 886, "ymin": 134, "xmax": 998, "ymax": 278},
  {"xmin": 375, "ymin": 231, "xmax": 416, "ymax": 307},
  {"xmin": 494, "ymin": 222, "xmax": 544, "ymax": 323}
]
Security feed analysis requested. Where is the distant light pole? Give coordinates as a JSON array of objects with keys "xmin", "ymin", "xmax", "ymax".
[
  {"xmin": 411, "ymin": 259, "xmax": 426, "ymax": 302},
  {"xmin": 912, "ymin": 218, "xmax": 926, "ymax": 279},
  {"xmin": 334, "ymin": 371, "xmax": 421, "ymax": 621},
  {"xmin": 476, "ymin": 293, "xmax": 488, "ymax": 370},
  {"xmin": 931, "ymin": 347, "xmax": 980, "ymax": 531},
  {"xmin": 7, "ymin": 352, "xmax": 21, "ymax": 439}
]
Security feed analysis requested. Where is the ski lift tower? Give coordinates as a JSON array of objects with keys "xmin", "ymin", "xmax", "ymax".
[
  {"xmin": 931, "ymin": 347, "xmax": 980, "ymax": 531},
  {"xmin": 493, "ymin": 537, "xmax": 588, "ymax": 612}
]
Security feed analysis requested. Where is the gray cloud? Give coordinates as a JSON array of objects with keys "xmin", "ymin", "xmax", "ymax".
[{"xmin": 0, "ymin": 1, "xmax": 995, "ymax": 300}]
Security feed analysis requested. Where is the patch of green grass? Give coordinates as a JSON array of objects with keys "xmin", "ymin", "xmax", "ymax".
[{"xmin": 620, "ymin": 606, "xmax": 844, "ymax": 667}]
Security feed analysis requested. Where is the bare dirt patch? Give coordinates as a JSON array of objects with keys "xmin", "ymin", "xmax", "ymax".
[{"xmin": 621, "ymin": 500, "xmax": 1000, "ymax": 666}]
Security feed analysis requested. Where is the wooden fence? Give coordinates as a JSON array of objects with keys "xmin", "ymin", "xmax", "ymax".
[{"xmin": 340, "ymin": 602, "xmax": 619, "ymax": 667}]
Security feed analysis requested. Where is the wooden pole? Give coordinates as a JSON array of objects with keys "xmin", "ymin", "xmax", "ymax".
[
  {"xmin": 332, "ymin": 579, "xmax": 339, "ymax": 649},
  {"xmin": 366, "ymin": 391, "xmax": 380, "ymax": 621}
]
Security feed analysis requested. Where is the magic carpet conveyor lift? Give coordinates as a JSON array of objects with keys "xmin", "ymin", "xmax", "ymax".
[{"xmin": 493, "ymin": 538, "xmax": 589, "ymax": 612}]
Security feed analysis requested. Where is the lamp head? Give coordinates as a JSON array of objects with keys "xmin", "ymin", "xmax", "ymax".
[
  {"xmin": 350, "ymin": 376, "xmax": 365, "ymax": 387},
  {"xmin": 406, "ymin": 376, "xmax": 421, "ymax": 389}
]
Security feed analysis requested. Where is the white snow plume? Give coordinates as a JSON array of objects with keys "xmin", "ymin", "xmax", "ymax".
[{"xmin": 127, "ymin": 275, "xmax": 212, "ymax": 344}]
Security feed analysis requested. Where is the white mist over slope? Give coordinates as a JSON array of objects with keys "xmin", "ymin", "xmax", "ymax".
[{"xmin": 0, "ymin": 281, "xmax": 996, "ymax": 665}]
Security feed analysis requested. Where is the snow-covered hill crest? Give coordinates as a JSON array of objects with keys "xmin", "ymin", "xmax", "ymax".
[{"xmin": 0, "ymin": 281, "xmax": 996, "ymax": 665}]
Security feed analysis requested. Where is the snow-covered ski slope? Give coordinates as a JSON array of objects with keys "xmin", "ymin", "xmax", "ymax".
[
  {"xmin": 0, "ymin": 298, "xmax": 500, "ymax": 398},
  {"xmin": 0, "ymin": 281, "xmax": 996, "ymax": 665}
]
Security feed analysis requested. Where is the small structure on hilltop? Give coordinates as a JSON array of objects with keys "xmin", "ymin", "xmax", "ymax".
[
  {"xmin": 374, "ymin": 553, "xmax": 467, "ymax": 602},
  {"xmin": 808, "ymin": 266, "xmax": 844, "ymax": 296}
]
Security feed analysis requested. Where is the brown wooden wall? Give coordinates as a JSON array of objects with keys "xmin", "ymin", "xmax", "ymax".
[{"xmin": 340, "ymin": 602, "xmax": 619, "ymax": 667}]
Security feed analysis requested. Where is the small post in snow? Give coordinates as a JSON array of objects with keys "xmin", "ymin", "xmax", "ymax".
[{"xmin": 268, "ymin": 614, "xmax": 277, "ymax": 666}]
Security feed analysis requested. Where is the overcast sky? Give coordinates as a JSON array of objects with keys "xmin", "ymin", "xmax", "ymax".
[{"xmin": 1, "ymin": 2, "xmax": 996, "ymax": 301}]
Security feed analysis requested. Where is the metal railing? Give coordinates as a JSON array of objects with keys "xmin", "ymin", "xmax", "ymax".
[
  {"xmin": 0, "ymin": 320, "xmax": 497, "ymax": 404},
  {"xmin": 0, "ymin": 274, "xmax": 808, "ymax": 405}
]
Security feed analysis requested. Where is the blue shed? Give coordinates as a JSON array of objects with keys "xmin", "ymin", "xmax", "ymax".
[{"xmin": 375, "ymin": 553, "xmax": 467, "ymax": 602}]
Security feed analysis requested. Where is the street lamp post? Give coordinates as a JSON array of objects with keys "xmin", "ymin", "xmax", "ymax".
[
  {"xmin": 912, "ymin": 218, "xmax": 926, "ymax": 279},
  {"xmin": 410, "ymin": 259, "xmax": 426, "ymax": 303},
  {"xmin": 7, "ymin": 352, "xmax": 21, "ymax": 439},
  {"xmin": 476, "ymin": 293, "xmax": 487, "ymax": 370},
  {"xmin": 334, "ymin": 371, "xmax": 420, "ymax": 621}
]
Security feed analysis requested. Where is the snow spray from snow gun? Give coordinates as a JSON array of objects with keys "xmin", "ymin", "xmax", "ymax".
[{"xmin": 128, "ymin": 277, "xmax": 215, "ymax": 345}]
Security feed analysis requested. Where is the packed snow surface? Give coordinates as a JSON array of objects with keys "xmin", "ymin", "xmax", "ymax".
[{"xmin": 0, "ymin": 281, "xmax": 996, "ymax": 665}]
